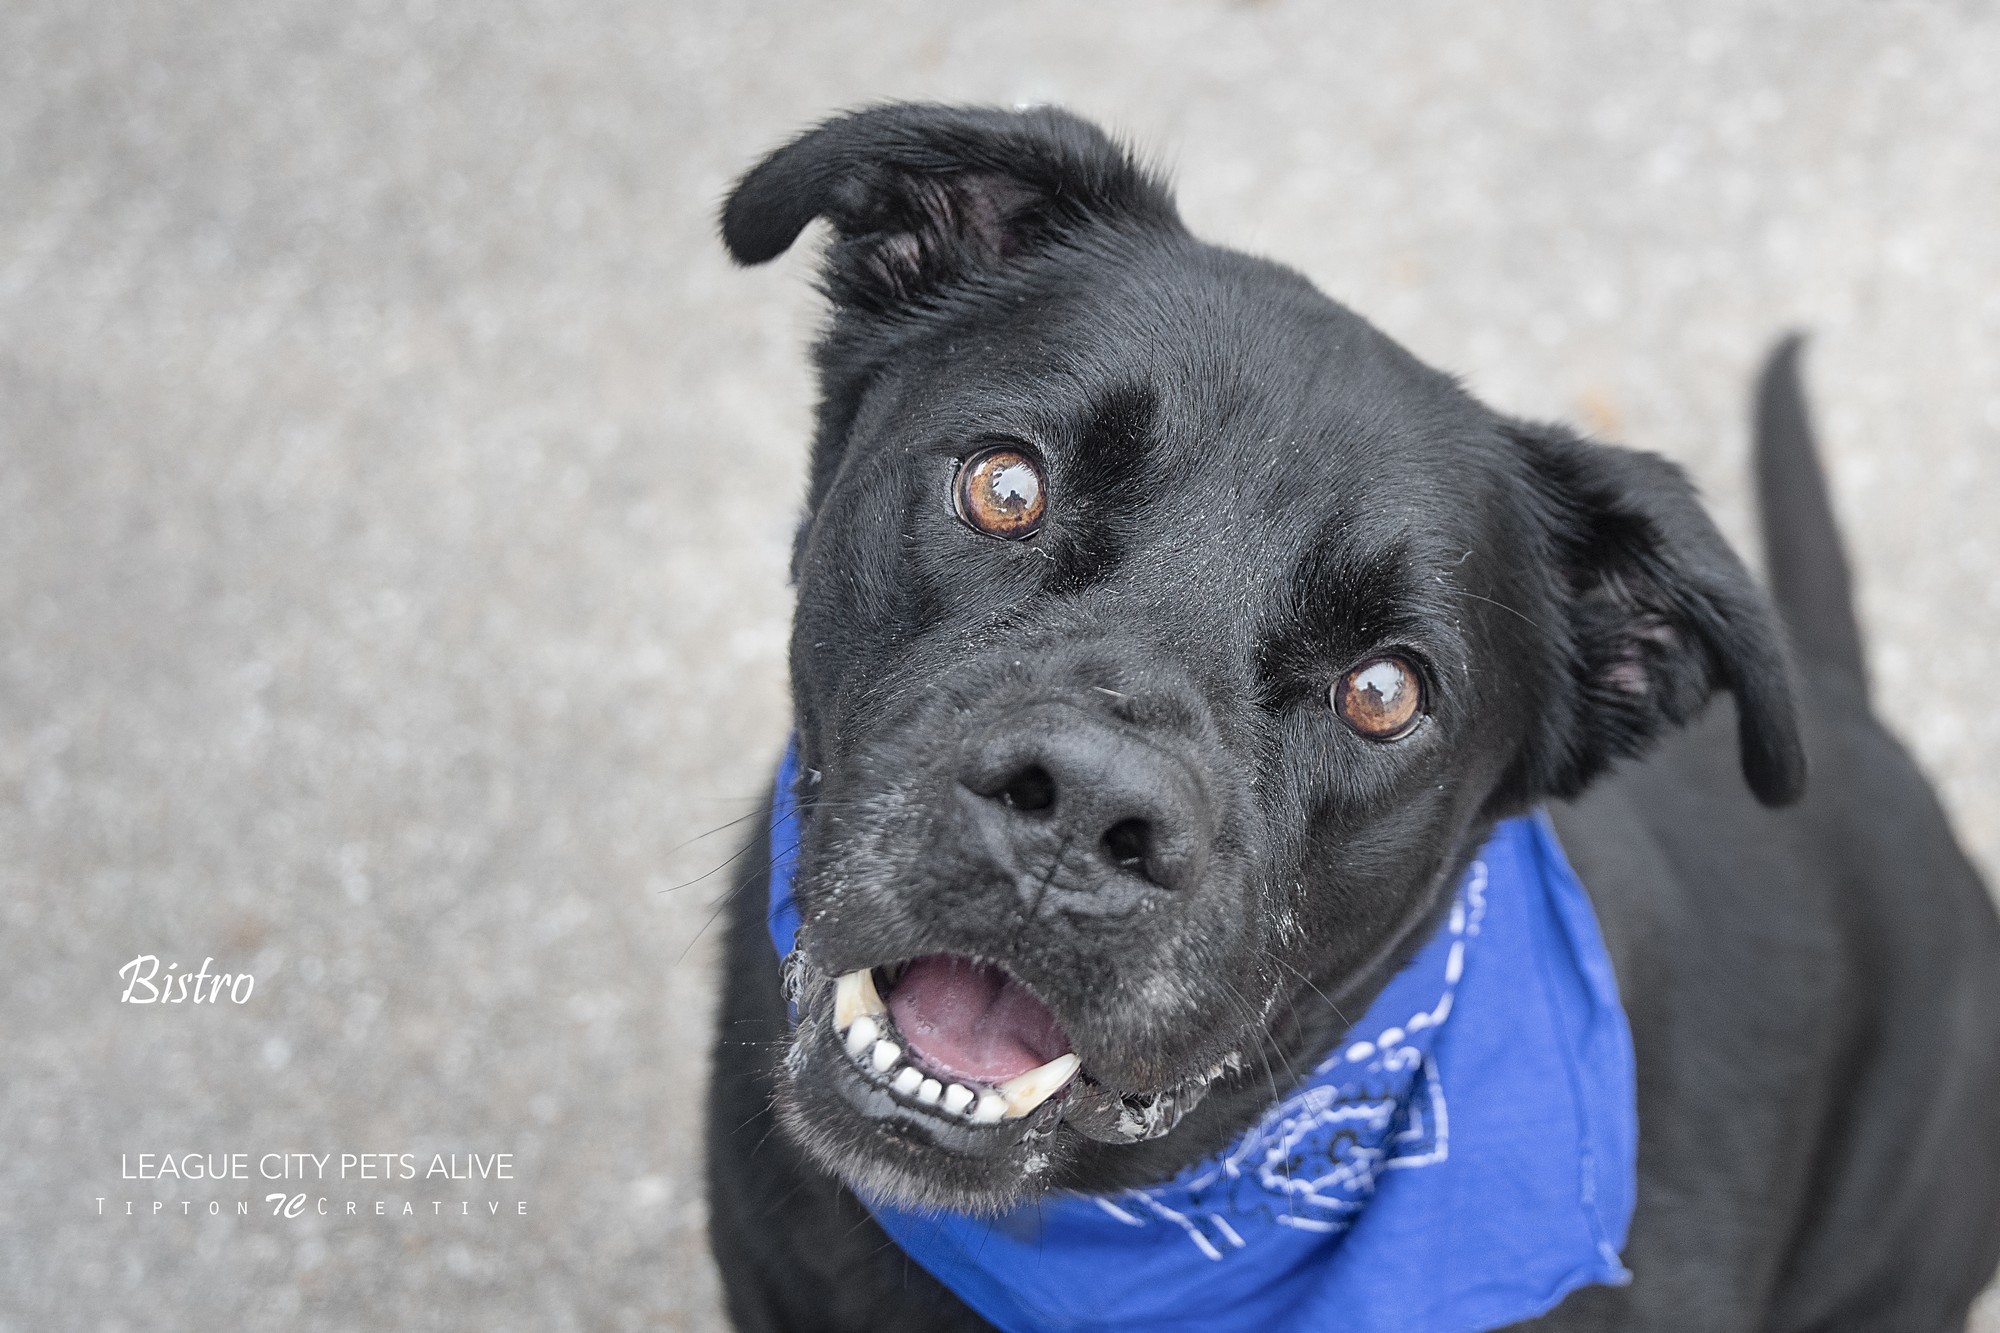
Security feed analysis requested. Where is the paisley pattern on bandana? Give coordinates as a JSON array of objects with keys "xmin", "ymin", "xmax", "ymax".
[{"xmin": 1092, "ymin": 861, "xmax": 1485, "ymax": 1260}]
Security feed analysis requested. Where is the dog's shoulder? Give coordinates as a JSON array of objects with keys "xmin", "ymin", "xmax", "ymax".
[{"xmin": 1549, "ymin": 668, "xmax": 2000, "ymax": 1326}]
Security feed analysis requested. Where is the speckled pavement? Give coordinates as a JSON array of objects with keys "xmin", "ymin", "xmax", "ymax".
[{"xmin": 3, "ymin": 3, "xmax": 1997, "ymax": 1328}]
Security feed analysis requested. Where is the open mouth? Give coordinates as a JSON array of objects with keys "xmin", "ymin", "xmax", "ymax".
[
  {"xmin": 832, "ymin": 956, "xmax": 1083, "ymax": 1127},
  {"xmin": 782, "ymin": 944, "xmax": 1244, "ymax": 1179}
]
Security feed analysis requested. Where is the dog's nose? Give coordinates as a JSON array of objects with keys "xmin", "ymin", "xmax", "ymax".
[{"xmin": 961, "ymin": 713, "xmax": 1212, "ymax": 895}]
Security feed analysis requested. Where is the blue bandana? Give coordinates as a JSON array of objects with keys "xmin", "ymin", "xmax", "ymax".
[{"xmin": 766, "ymin": 743, "xmax": 1637, "ymax": 1333}]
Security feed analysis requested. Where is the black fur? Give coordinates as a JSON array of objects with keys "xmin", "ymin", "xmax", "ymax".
[{"xmin": 706, "ymin": 104, "xmax": 2000, "ymax": 1331}]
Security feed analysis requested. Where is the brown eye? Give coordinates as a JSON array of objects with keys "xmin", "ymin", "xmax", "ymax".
[
  {"xmin": 1333, "ymin": 656, "xmax": 1425, "ymax": 740},
  {"xmin": 953, "ymin": 444, "xmax": 1046, "ymax": 539}
]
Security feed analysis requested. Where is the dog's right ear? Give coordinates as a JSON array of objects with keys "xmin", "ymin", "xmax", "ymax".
[{"xmin": 720, "ymin": 103, "xmax": 1179, "ymax": 315}]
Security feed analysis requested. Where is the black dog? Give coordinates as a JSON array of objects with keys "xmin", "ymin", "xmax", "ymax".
[{"xmin": 705, "ymin": 104, "xmax": 2000, "ymax": 1331}]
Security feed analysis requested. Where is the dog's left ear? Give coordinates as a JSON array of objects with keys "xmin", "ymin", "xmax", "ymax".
[
  {"xmin": 1507, "ymin": 422, "xmax": 1807, "ymax": 807},
  {"xmin": 719, "ymin": 103, "xmax": 1179, "ymax": 314}
]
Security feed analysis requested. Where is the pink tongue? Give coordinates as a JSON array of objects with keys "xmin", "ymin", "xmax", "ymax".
[{"xmin": 886, "ymin": 955, "xmax": 1072, "ymax": 1085}]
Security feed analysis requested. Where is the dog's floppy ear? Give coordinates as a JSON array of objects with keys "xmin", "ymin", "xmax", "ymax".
[
  {"xmin": 1507, "ymin": 422, "xmax": 1807, "ymax": 807},
  {"xmin": 719, "ymin": 103, "xmax": 1178, "ymax": 313}
]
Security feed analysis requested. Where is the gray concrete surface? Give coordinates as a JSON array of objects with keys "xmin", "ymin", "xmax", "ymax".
[{"xmin": 3, "ymin": 2, "xmax": 1997, "ymax": 1328}]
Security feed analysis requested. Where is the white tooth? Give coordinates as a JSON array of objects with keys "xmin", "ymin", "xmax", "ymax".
[
  {"xmin": 870, "ymin": 1039, "xmax": 901, "ymax": 1074},
  {"xmin": 834, "ymin": 968, "xmax": 886, "ymax": 1032},
  {"xmin": 916, "ymin": 1078, "xmax": 942, "ymax": 1106},
  {"xmin": 941, "ymin": 1083, "xmax": 975, "ymax": 1115},
  {"xmin": 970, "ymin": 1093, "xmax": 1007, "ymax": 1125},
  {"xmin": 844, "ymin": 1015, "xmax": 879, "ymax": 1060},
  {"xmin": 892, "ymin": 1067, "xmax": 923, "ymax": 1096},
  {"xmin": 998, "ymin": 1053, "xmax": 1082, "ymax": 1119}
]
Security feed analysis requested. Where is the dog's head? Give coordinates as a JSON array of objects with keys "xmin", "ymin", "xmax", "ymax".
[{"xmin": 722, "ymin": 103, "xmax": 1805, "ymax": 1212}]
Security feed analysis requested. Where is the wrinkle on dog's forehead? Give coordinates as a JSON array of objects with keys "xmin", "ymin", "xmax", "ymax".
[
  {"xmin": 934, "ymin": 251, "xmax": 1482, "ymax": 484},
  {"xmin": 1000, "ymin": 266, "xmax": 1485, "ymax": 594}
]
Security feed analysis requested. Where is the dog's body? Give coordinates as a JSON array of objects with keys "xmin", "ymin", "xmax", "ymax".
[{"xmin": 705, "ymin": 106, "xmax": 2000, "ymax": 1331}]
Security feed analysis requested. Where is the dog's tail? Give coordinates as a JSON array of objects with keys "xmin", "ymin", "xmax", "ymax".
[{"xmin": 1753, "ymin": 333, "xmax": 1868, "ymax": 697}]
